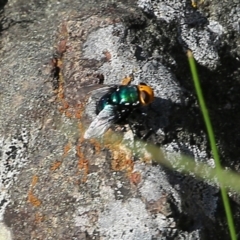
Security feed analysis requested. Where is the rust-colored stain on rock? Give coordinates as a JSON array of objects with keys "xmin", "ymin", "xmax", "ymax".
[
  {"xmin": 63, "ymin": 142, "xmax": 72, "ymax": 157},
  {"xmin": 31, "ymin": 175, "xmax": 39, "ymax": 187},
  {"xmin": 50, "ymin": 161, "xmax": 62, "ymax": 171},
  {"xmin": 28, "ymin": 175, "xmax": 41, "ymax": 207},
  {"xmin": 129, "ymin": 171, "xmax": 142, "ymax": 185},
  {"xmin": 74, "ymin": 104, "xmax": 84, "ymax": 119},
  {"xmin": 111, "ymin": 148, "xmax": 134, "ymax": 174},
  {"xmin": 28, "ymin": 190, "xmax": 41, "ymax": 207},
  {"xmin": 34, "ymin": 212, "xmax": 44, "ymax": 223},
  {"xmin": 50, "ymin": 143, "xmax": 72, "ymax": 171},
  {"xmin": 76, "ymin": 144, "xmax": 89, "ymax": 182},
  {"xmin": 89, "ymin": 139, "xmax": 101, "ymax": 154}
]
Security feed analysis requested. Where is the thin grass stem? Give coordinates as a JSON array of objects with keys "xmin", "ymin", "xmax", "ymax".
[{"xmin": 187, "ymin": 50, "xmax": 236, "ymax": 240}]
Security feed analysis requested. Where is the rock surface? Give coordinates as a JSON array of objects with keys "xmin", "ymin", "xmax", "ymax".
[{"xmin": 0, "ymin": 0, "xmax": 240, "ymax": 239}]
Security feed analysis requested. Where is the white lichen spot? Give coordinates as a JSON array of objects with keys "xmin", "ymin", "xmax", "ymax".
[
  {"xmin": 0, "ymin": 222, "xmax": 12, "ymax": 240},
  {"xmin": 0, "ymin": 128, "xmax": 29, "ymax": 220}
]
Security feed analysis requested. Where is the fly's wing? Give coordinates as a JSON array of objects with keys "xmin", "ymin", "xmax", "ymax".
[
  {"xmin": 83, "ymin": 85, "xmax": 117, "ymax": 121},
  {"xmin": 84, "ymin": 105, "xmax": 118, "ymax": 139},
  {"xmin": 86, "ymin": 85, "xmax": 116, "ymax": 102},
  {"xmin": 74, "ymin": 84, "xmax": 116, "ymax": 105}
]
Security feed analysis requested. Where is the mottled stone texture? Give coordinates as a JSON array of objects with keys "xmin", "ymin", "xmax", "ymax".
[{"xmin": 0, "ymin": 0, "xmax": 240, "ymax": 239}]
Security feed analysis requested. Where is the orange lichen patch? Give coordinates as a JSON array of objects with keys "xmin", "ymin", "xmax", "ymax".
[
  {"xmin": 66, "ymin": 102, "xmax": 86, "ymax": 120},
  {"xmin": 53, "ymin": 58, "xmax": 66, "ymax": 107},
  {"xmin": 56, "ymin": 79, "xmax": 65, "ymax": 100},
  {"xmin": 89, "ymin": 139, "xmax": 101, "ymax": 154},
  {"xmin": 78, "ymin": 122, "xmax": 92, "ymax": 145},
  {"xmin": 50, "ymin": 161, "xmax": 62, "ymax": 171},
  {"xmin": 75, "ymin": 104, "xmax": 85, "ymax": 119},
  {"xmin": 63, "ymin": 142, "xmax": 72, "ymax": 156},
  {"xmin": 94, "ymin": 129, "xmax": 135, "ymax": 174},
  {"xmin": 57, "ymin": 84, "xmax": 75, "ymax": 118},
  {"xmin": 31, "ymin": 175, "xmax": 39, "ymax": 187},
  {"xmin": 76, "ymin": 145, "xmax": 89, "ymax": 182},
  {"xmin": 55, "ymin": 79, "xmax": 77, "ymax": 119},
  {"xmin": 64, "ymin": 109, "xmax": 73, "ymax": 118},
  {"xmin": 103, "ymin": 50, "xmax": 111, "ymax": 61},
  {"xmin": 129, "ymin": 171, "xmax": 142, "ymax": 185},
  {"xmin": 28, "ymin": 190, "xmax": 41, "ymax": 207},
  {"xmin": 34, "ymin": 212, "xmax": 44, "ymax": 223},
  {"xmin": 55, "ymin": 71, "xmax": 86, "ymax": 119},
  {"xmin": 52, "ymin": 23, "xmax": 68, "ymax": 104},
  {"xmin": 121, "ymin": 74, "xmax": 134, "ymax": 85},
  {"xmin": 61, "ymin": 99, "xmax": 69, "ymax": 110},
  {"xmin": 78, "ymin": 122, "xmax": 85, "ymax": 142},
  {"xmin": 111, "ymin": 149, "xmax": 134, "ymax": 174},
  {"xmin": 28, "ymin": 175, "xmax": 41, "ymax": 207}
]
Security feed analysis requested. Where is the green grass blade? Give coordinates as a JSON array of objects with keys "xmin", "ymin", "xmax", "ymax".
[{"xmin": 187, "ymin": 50, "xmax": 236, "ymax": 240}]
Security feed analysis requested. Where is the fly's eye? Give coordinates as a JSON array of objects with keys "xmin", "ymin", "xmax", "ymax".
[
  {"xmin": 137, "ymin": 84, "xmax": 154, "ymax": 105},
  {"xmin": 140, "ymin": 91, "xmax": 150, "ymax": 104}
]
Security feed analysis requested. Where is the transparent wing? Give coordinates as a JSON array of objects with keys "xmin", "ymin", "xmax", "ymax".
[
  {"xmin": 73, "ymin": 84, "xmax": 116, "ymax": 104},
  {"xmin": 84, "ymin": 105, "xmax": 118, "ymax": 139},
  {"xmin": 84, "ymin": 85, "xmax": 116, "ymax": 102},
  {"xmin": 89, "ymin": 86, "xmax": 114, "ymax": 101},
  {"xmin": 82, "ymin": 85, "xmax": 117, "ymax": 126}
]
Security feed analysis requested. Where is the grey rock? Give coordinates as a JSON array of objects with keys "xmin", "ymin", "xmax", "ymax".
[{"xmin": 0, "ymin": 0, "xmax": 240, "ymax": 239}]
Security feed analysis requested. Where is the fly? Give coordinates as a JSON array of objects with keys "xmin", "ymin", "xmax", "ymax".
[{"xmin": 83, "ymin": 83, "xmax": 154, "ymax": 139}]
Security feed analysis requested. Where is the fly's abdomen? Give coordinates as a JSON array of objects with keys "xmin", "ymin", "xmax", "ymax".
[
  {"xmin": 111, "ymin": 86, "xmax": 139, "ymax": 106},
  {"xmin": 96, "ymin": 86, "xmax": 140, "ymax": 114}
]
